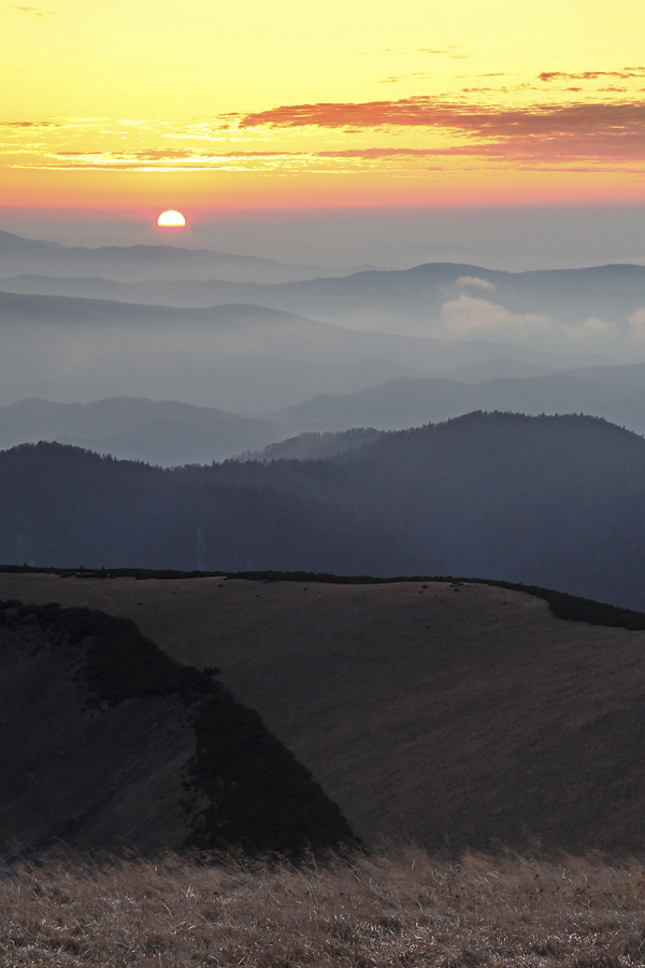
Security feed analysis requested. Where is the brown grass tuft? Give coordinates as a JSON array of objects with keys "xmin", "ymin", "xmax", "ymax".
[{"xmin": 2, "ymin": 850, "xmax": 645, "ymax": 966}]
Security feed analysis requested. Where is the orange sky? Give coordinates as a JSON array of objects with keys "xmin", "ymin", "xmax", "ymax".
[{"xmin": 3, "ymin": 0, "xmax": 645, "ymax": 213}]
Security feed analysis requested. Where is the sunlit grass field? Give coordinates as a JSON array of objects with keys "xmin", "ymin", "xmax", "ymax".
[{"xmin": 3, "ymin": 850, "xmax": 645, "ymax": 967}]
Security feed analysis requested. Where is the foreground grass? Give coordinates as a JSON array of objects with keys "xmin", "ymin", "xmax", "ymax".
[{"xmin": 2, "ymin": 851, "xmax": 645, "ymax": 967}]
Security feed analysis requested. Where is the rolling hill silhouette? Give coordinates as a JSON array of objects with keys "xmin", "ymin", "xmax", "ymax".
[
  {"xmin": 5, "ymin": 246, "xmax": 645, "ymax": 332},
  {"xmin": 1, "ymin": 412, "xmax": 645, "ymax": 608},
  {"xmin": 0, "ymin": 290, "xmax": 506, "ymax": 411},
  {"xmin": 0, "ymin": 230, "xmax": 360, "ymax": 284},
  {"xmin": 274, "ymin": 364, "xmax": 645, "ymax": 437},
  {"xmin": 0, "ymin": 397, "xmax": 284, "ymax": 466}
]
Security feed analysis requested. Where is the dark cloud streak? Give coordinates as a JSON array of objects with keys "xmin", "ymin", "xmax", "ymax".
[
  {"xmin": 539, "ymin": 68, "xmax": 645, "ymax": 81},
  {"xmin": 11, "ymin": 5, "xmax": 56, "ymax": 20},
  {"xmin": 2, "ymin": 121, "xmax": 59, "ymax": 128},
  {"xmin": 233, "ymin": 96, "xmax": 645, "ymax": 163},
  {"xmin": 238, "ymin": 96, "xmax": 645, "ymax": 136}
]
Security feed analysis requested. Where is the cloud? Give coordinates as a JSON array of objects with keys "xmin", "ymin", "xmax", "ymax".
[
  {"xmin": 22, "ymin": 146, "xmax": 313, "ymax": 171},
  {"xmin": 315, "ymin": 147, "xmax": 457, "ymax": 158},
  {"xmin": 20, "ymin": 143, "xmax": 505, "ymax": 172},
  {"xmin": 11, "ymin": 5, "xmax": 56, "ymax": 19},
  {"xmin": 7, "ymin": 92, "xmax": 645, "ymax": 177},
  {"xmin": 577, "ymin": 316, "xmax": 613, "ymax": 335},
  {"xmin": 357, "ymin": 46, "xmax": 460, "ymax": 57},
  {"xmin": 1, "ymin": 120, "xmax": 59, "ymax": 128},
  {"xmin": 237, "ymin": 96, "xmax": 645, "ymax": 136},
  {"xmin": 440, "ymin": 297, "xmax": 619, "ymax": 349},
  {"xmin": 441, "ymin": 296, "xmax": 552, "ymax": 336},
  {"xmin": 235, "ymin": 97, "xmax": 645, "ymax": 163},
  {"xmin": 15, "ymin": 139, "xmax": 645, "ymax": 173},
  {"xmin": 627, "ymin": 308, "xmax": 645, "ymax": 340},
  {"xmin": 538, "ymin": 68, "xmax": 645, "ymax": 82},
  {"xmin": 379, "ymin": 74, "xmax": 436, "ymax": 84},
  {"xmin": 455, "ymin": 276, "xmax": 496, "ymax": 291}
]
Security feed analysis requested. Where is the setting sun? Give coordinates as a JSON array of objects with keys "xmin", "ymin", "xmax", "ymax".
[{"xmin": 157, "ymin": 210, "xmax": 186, "ymax": 228}]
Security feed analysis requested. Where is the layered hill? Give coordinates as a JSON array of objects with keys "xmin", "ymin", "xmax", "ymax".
[
  {"xmin": 6, "ymin": 357, "xmax": 645, "ymax": 466},
  {"xmin": 0, "ymin": 397, "xmax": 285, "ymax": 466},
  {"xmin": 275, "ymin": 363, "xmax": 645, "ymax": 438},
  {"xmin": 0, "ymin": 290, "xmax": 504, "ymax": 412},
  {"xmin": 4, "ymin": 571, "xmax": 645, "ymax": 855},
  {"xmin": 5, "ymin": 251, "xmax": 645, "ymax": 334},
  {"xmin": 0, "ymin": 230, "xmax": 362, "ymax": 284},
  {"xmin": 3, "ymin": 412, "xmax": 645, "ymax": 608}
]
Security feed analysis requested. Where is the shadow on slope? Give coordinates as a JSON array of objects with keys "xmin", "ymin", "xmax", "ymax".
[{"xmin": 0, "ymin": 598, "xmax": 356, "ymax": 860}]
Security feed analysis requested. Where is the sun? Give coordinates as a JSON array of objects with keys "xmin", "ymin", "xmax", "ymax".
[{"xmin": 157, "ymin": 210, "xmax": 186, "ymax": 228}]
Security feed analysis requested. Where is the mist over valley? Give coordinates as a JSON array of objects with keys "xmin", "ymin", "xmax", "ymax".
[
  {"xmin": 4, "ymin": 228, "xmax": 645, "ymax": 870},
  {"xmin": 3, "ymin": 233, "xmax": 645, "ymax": 602},
  {"xmin": 10, "ymin": 0, "xmax": 645, "ymax": 955},
  {"xmin": 2, "ymin": 231, "xmax": 645, "ymax": 449}
]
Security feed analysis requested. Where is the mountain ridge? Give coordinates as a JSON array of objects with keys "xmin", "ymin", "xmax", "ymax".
[
  {"xmin": 2, "ymin": 411, "xmax": 645, "ymax": 608},
  {"xmin": 0, "ymin": 230, "xmax": 375, "ymax": 283}
]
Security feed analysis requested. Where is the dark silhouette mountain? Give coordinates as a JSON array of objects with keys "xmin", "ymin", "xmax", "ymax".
[
  {"xmin": 332, "ymin": 412, "xmax": 645, "ymax": 608},
  {"xmin": 243, "ymin": 428, "xmax": 384, "ymax": 461},
  {"xmin": 3, "ymin": 412, "xmax": 645, "ymax": 608},
  {"xmin": 0, "ymin": 440, "xmax": 409, "ymax": 575}
]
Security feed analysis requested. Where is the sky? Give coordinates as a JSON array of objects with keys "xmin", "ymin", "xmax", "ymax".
[{"xmin": 3, "ymin": 0, "xmax": 645, "ymax": 223}]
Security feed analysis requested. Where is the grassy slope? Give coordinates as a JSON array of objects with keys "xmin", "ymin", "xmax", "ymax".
[
  {"xmin": 0, "ymin": 603, "xmax": 195, "ymax": 856},
  {"xmin": 0, "ymin": 598, "xmax": 355, "ymax": 858},
  {"xmin": 3, "ymin": 572, "xmax": 645, "ymax": 854}
]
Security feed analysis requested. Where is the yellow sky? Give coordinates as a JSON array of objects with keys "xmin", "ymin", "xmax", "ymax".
[{"xmin": 3, "ymin": 0, "xmax": 645, "ymax": 210}]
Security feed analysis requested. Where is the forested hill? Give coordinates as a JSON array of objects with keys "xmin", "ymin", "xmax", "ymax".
[{"xmin": 3, "ymin": 411, "xmax": 645, "ymax": 609}]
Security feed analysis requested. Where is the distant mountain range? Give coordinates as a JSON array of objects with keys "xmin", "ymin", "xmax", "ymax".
[
  {"xmin": 3, "ymin": 228, "xmax": 645, "ymax": 463},
  {"xmin": 0, "ymin": 397, "xmax": 285, "ymax": 466},
  {"xmin": 4, "ymin": 229, "xmax": 645, "ymax": 347},
  {"xmin": 0, "ymin": 291, "xmax": 433, "ymax": 412},
  {"xmin": 4, "ymin": 240, "xmax": 645, "ymax": 345},
  {"xmin": 1, "ymin": 289, "xmax": 599, "ymax": 413},
  {"xmin": 3, "ymin": 345, "xmax": 644, "ymax": 467},
  {"xmin": 0, "ymin": 229, "xmax": 371, "ymax": 284},
  {"xmin": 2, "ymin": 246, "xmax": 644, "ymax": 327},
  {"xmin": 275, "ymin": 361, "xmax": 645, "ymax": 436},
  {"xmin": 3, "ymin": 412, "xmax": 645, "ymax": 610}
]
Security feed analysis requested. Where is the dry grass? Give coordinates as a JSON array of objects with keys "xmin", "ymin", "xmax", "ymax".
[
  {"xmin": 2, "ymin": 850, "xmax": 645, "ymax": 967},
  {"xmin": 6, "ymin": 574, "xmax": 645, "ymax": 855}
]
